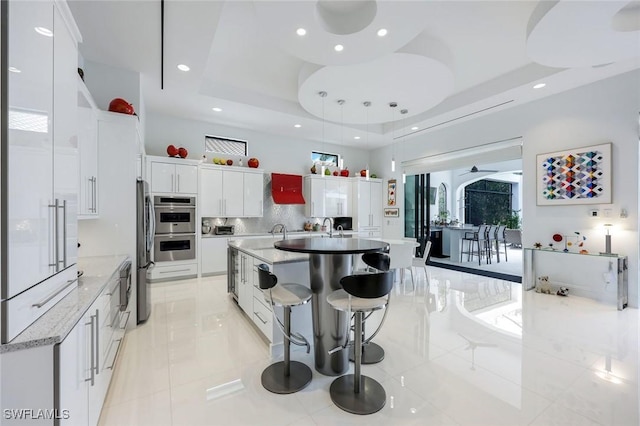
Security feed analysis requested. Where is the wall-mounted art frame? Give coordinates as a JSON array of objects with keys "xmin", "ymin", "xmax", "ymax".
[
  {"xmin": 384, "ymin": 208, "xmax": 399, "ymax": 218},
  {"xmin": 387, "ymin": 179, "xmax": 397, "ymax": 206},
  {"xmin": 537, "ymin": 142, "xmax": 612, "ymax": 205}
]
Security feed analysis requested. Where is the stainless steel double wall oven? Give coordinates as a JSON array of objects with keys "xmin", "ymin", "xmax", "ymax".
[{"xmin": 153, "ymin": 196, "xmax": 197, "ymax": 262}]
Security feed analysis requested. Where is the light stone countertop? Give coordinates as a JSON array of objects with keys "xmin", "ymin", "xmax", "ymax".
[
  {"xmin": 228, "ymin": 238, "xmax": 310, "ymax": 264},
  {"xmin": 203, "ymin": 230, "xmax": 358, "ymax": 238},
  {"xmin": 0, "ymin": 255, "xmax": 130, "ymax": 354}
]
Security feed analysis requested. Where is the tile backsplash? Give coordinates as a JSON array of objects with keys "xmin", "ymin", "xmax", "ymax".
[{"xmin": 202, "ymin": 173, "xmax": 322, "ymax": 234}]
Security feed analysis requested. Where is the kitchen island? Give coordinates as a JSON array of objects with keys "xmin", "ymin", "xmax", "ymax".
[
  {"xmin": 274, "ymin": 237, "xmax": 390, "ymax": 375},
  {"xmin": 432, "ymin": 225, "xmax": 477, "ymax": 263},
  {"xmin": 227, "ymin": 238, "xmax": 312, "ymax": 357}
]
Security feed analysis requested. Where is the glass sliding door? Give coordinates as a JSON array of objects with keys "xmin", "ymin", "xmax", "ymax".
[{"xmin": 404, "ymin": 174, "xmax": 431, "ymax": 257}]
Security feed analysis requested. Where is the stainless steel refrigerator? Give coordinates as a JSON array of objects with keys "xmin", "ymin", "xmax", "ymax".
[{"xmin": 136, "ymin": 180, "xmax": 155, "ymax": 323}]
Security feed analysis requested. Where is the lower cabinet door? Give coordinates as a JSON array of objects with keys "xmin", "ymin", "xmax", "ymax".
[{"xmin": 57, "ymin": 312, "xmax": 89, "ymax": 425}]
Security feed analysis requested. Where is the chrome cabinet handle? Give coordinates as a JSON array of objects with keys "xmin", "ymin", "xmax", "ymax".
[
  {"xmin": 177, "ymin": 174, "xmax": 180, "ymax": 192},
  {"xmin": 49, "ymin": 199, "xmax": 59, "ymax": 270},
  {"xmin": 85, "ymin": 313, "xmax": 96, "ymax": 386},
  {"xmin": 58, "ymin": 200, "xmax": 67, "ymax": 267},
  {"xmin": 32, "ymin": 278, "xmax": 78, "ymax": 308},
  {"xmin": 171, "ymin": 174, "xmax": 175, "ymax": 192},
  {"xmin": 106, "ymin": 338, "xmax": 123, "ymax": 370},
  {"xmin": 255, "ymin": 312, "xmax": 268, "ymax": 324},
  {"xmin": 120, "ymin": 311, "xmax": 131, "ymax": 330},
  {"xmin": 92, "ymin": 177, "xmax": 97, "ymax": 212},
  {"xmin": 95, "ymin": 309, "xmax": 100, "ymax": 374}
]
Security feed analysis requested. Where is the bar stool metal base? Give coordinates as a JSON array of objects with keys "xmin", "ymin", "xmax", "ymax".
[
  {"xmin": 261, "ymin": 361, "xmax": 312, "ymax": 394},
  {"xmin": 329, "ymin": 374, "xmax": 386, "ymax": 415},
  {"xmin": 348, "ymin": 342, "xmax": 385, "ymax": 364}
]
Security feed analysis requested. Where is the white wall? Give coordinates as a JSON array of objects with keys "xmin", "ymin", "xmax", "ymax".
[
  {"xmin": 144, "ymin": 112, "xmax": 369, "ymax": 176},
  {"xmin": 372, "ymin": 70, "xmax": 640, "ymax": 307},
  {"xmin": 83, "ymin": 60, "xmax": 142, "ymax": 117}
]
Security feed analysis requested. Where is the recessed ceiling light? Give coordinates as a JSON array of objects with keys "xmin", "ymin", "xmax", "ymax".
[
  {"xmin": 354, "ymin": 136, "xmax": 361, "ymax": 140},
  {"xmin": 8, "ymin": 67, "xmax": 21, "ymax": 73},
  {"xmin": 377, "ymin": 28, "xmax": 388, "ymax": 37},
  {"xmin": 533, "ymin": 83, "xmax": 546, "ymax": 89},
  {"xmin": 177, "ymin": 64, "xmax": 190, "ymax": 72},
  {"xmin": 411, "ymin": 126, "xmax": 419, "ymax": 130},
  {"xmin": 334, "ymin": 44, "xmax": 344, "ymax": 52},
  {"xmin": 212, "ymin": 107, "xmax": 222, "ymax": 112},
  {"xmin": 294, "ymin": 124, "xmax": 301, "ymax": 128},
  {"xmin": 296, "ymin": 28, "xmax": 306, "ymax": 36},
  {"xmin": 34, "ymin": 27, "xmax": 53, "ymax": 37}
]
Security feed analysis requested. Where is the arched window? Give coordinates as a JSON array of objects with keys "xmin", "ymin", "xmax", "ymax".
[{"xmin": 438, "ymin": 183, "xmax": 447, "ymax": 218}]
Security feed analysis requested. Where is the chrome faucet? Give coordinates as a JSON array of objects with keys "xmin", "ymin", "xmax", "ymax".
[
  {"xmin": 337, "ymin": 224, "xmax": 344, "ymax": 238},
  {"xmin": 322, "ymin": 217, "xmax": 333, "ymax": 238},
  {"xmin": 270, "ymin": 223, "xmax": 287, "ymax": 240}
]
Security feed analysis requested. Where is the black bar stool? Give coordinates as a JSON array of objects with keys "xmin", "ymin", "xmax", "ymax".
[
  {"xmin": 257, "ymin": 264, "xmax": 313, "ymax": 394},
  {"xmin": 348, "ymin": 252, "xmax": 391, "ymax": 365},
  {"xmin": 326, "ymin": 270, "xmax": 394, "ymax": 415}
]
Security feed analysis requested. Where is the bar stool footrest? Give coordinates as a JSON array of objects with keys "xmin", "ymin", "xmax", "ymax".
[
  {"xmin": 261, "ymin": 361, "xmax": 312, "ymax": 394},
  {"xmin": 348, "ymin": 342, "xmax": 385, "ymax": 364},
  {"xmin": 329, "ymin": 374, "xmax": 386, "ymax": 415}
]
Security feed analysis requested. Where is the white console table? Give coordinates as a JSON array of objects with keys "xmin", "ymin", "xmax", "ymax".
[{"xmin": 523, "ymin": 248, "xmax": 628, "ymax": 310}]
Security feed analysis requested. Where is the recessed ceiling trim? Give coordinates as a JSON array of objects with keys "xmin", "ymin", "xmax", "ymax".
[
  {"xmin": 402, "ymin": 137, "xmax": 523, "ymax": 175},
  {"xmin": 398, "ymin": 100, "xmax": 515, "ymax": 139}
]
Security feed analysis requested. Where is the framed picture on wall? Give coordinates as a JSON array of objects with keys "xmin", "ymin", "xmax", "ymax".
[
  {"xmin": 384, "ymin": 208, "xmax": 399, "ymax": 218},
  {"xmin": 536, "ymin": 142, "xmax": 612, "ymax": 205},
  {"xmin": 387, "ymin": 179, "xmax": 397, "ymax": 206}
]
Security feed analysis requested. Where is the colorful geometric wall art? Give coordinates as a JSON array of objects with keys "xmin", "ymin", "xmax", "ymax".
[{"xmin": 536, "ymin": 143, "xmax": 612, "ymax": 205}]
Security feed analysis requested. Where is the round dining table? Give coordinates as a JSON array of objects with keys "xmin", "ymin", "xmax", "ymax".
[{"xmin": 274, "ymin": 237, "xmax": 390, "ymax": 376}]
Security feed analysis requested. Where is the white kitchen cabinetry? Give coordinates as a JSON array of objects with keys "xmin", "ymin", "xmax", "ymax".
[
  {"xmin": 238, "ymin": 252, "xmax": 254, "ymax": 314},
  {"xmin": 149, "ymin": 157, "xmax": 198, "ymax": 194},
  {"xmin": 200, "ymin": 165, "xmax": 264, "ymax": 217},
  {"xmin": 304, "ymin": 175, "xmax": 351, "ymax": 218},
  {"xmin": 58, "ymin": 280, "xmax": 122, "ymax": 426},
  {"xmin": 243, "ymin": 170, "xmax": 264, "ymax": 217},
  {"xmin": 77, "ymin": 77, "xmax": 99, "ymax": 218},
  {"xmin": 325, "ymin": 178, "xmax": 351, "ymax": 217},
  {"xmin": 3, "ymin": 0, "xmax": 81, "ymax": 342},
  {"xmin": 353, "ymin": 179, "xmax": 383, "ymax": 237},
  {"xmin": 201, "ymin": 237, "xmax": 228, "ymax": 275},
  {"xmin": 304, "ymin": 175, "xmax": 326, "ymax": 217}
]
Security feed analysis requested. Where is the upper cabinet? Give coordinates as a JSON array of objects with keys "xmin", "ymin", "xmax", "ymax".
[
  {"xmin": 3, "ymin": 0, "xmax": 82, "ymax": 341},
  {"xmin": 148, "ymin": 156, "xmax": 199, "ymax": 194},
  {"xmin": 200, "ymin": 165, "xmax": 264, "ymax": 218},
  {"xmin": 353, "ymin": 179, "xmax": 383, "ymax": 230},
  {"xmin": 77, "ymin": 77, "xmax": 99, "ymax": 218},
  {"xmin": 304, "ymin": 175, "xmax": 352, "ymax": 218}
]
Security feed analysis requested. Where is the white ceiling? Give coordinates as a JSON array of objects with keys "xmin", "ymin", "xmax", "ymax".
[{"xmin": 67, "ymin": 0, "xmax": 640, "ymax": 149}]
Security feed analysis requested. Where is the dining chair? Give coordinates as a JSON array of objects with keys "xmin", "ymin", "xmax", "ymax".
[
  {"xmin": 388, "ymin": 242, "xmax": 415, "ymax": 285},
  {"xmin": 411, "ymin": 240, "xmax": 433, "ymax": 286}
]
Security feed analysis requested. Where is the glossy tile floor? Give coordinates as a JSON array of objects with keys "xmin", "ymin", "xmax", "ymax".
[{"xmin": 99, "ymin": 268, "xmax": 638, "ymax": 426}]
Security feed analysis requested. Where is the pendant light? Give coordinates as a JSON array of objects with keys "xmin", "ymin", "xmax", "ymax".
[
  {"xmin": 400, "ymin": 108, "xmax": 408, "ymax": 184},
  {"xmin": 319, "ymin": 91, "xmax": 327, "ymax": 175},
  {"xmin": 364, "ymin": 101, "xmax": 371, "ymax": 180},
  {"xmin": 338, "ymin": 99, "xmax": 345, "ymax": 169},
  {"xmin": 389, "ymin": 102, "xmax": 397, "ymax": 172}
]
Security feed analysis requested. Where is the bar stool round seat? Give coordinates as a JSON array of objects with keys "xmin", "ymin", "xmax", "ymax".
[
  {"xmin": 257, "ymin": 264, "xmax": 313, "ymax": 395},
  {"xmin": 327, "ymin": 271, "xmax": 394, "ymax": 415},
  {"xmin": 347, "ymin": 252, "xmax": 390, "ymax": 364}
]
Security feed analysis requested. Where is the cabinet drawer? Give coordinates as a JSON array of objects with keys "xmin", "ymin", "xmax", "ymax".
[
  {"xmin": 252, "ymin": 297, "xmax": 273, "ymax": 342},
  {"xmin": 252, "ymin": 285, "xmax": 271, "ymax": 311},
  {"xmin": 148, "ymin": 263, "xmax": 197, "ymax": 281}
]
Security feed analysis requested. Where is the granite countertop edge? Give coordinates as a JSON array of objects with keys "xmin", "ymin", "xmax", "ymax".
[
  {"xmin": 0, "ymin": 255, "xmax": 130, "ymax": 354},
  {"xmin": 202, "ymin": 230, "xmax": 358, "ymax": 238},
  {"xmin": 228, "ymin": 238, "xmax": 309, "ymax": 265}
]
